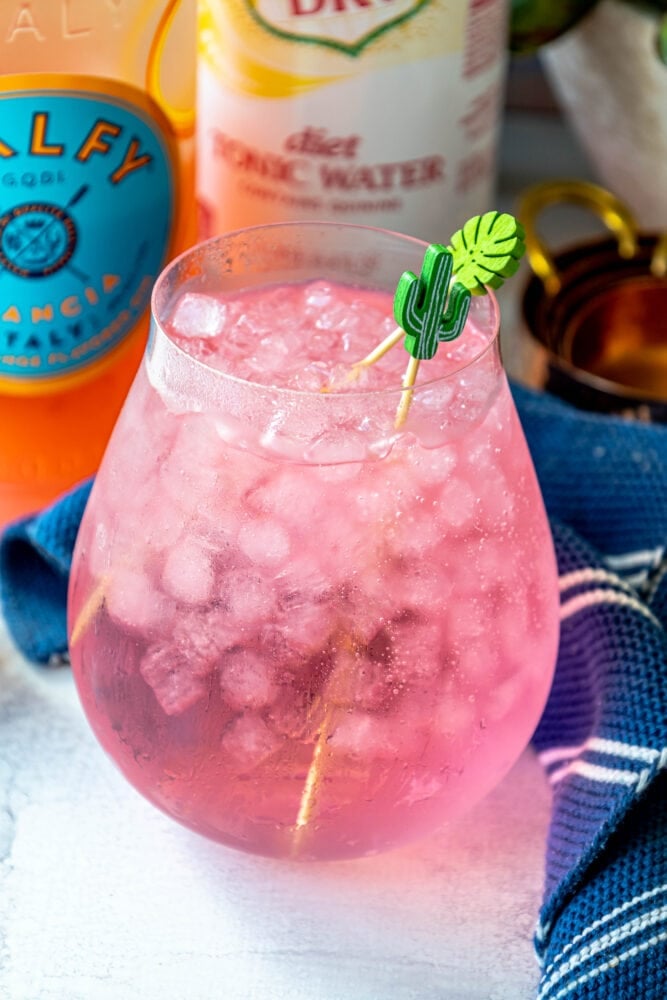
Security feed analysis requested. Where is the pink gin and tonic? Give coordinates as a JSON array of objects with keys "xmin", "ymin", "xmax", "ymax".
[{"xmin": 68, "ymin": 222, "xmax": 559, "ymax": 860}]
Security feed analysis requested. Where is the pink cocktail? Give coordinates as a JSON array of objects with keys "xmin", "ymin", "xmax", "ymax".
[{"xmin": 68, "ymin": 222, "xmax": 559, "ymax": 861}]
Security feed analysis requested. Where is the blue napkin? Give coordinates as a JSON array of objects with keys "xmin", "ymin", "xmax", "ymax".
[
  {"xmin": 1, "ymin": 383, "xmax": 666, "ymax": 999},
  {"xmin": 0, "ymin": 478, "xmax": 92, "ymax": 665},
  {"xmin": 514, "ymin": 385, "xmax": 667, "ymax": 1000}
]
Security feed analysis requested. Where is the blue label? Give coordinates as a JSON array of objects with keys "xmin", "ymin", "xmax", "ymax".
[{"xmin": 0, "ymin": 83, "xmax": 175, "ymax": 383}]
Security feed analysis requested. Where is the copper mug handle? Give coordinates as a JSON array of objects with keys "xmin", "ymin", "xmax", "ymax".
[{"xmin": 517, "ymin": 179, "xmax": 640, "ymax": 296}]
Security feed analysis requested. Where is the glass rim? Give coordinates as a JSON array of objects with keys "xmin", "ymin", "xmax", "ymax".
[{"xmin": 149, "ymin": 220, "xmax": 502, "ymax": 401}]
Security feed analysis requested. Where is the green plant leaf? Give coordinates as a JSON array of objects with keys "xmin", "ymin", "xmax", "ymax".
[
  {"xmin": 448, "ymin": 212, "xmax": 527, "ymax": 296},
  {"xmin": 658, "ymin": 12, "xmax": 667, "ymax": 65},
  {"xmin": 509, "ymin": 0, "xmax": 599, "ymax": 53}
]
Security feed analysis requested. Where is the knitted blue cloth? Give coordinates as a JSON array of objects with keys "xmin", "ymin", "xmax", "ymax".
[
  {"xmin": 0, "ymin": 479, "xmax": 92, "ymax": 666},
  {"xmin": 515, "ymin": 385, "xmax": 667, "ymax": 999},
  {"xmin": 1, "ymin": 383, "xmax": 666, "ymax": 999}
]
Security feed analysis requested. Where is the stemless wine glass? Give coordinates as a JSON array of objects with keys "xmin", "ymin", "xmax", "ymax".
[{"xmin": 68, "ymin": 222, "xmax": 560, "ymax": 862}]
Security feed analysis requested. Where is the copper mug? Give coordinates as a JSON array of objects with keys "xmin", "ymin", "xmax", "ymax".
[{"xmin": 519, "ymin": 180, "xmax": 667, "ymax": 421}]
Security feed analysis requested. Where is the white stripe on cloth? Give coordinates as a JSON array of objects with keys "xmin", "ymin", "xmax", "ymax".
[
  {"xmin": 548, "ymin": 930, "xmax": 667, "ymax": 999},
  {"xmin": 539, "ymin": 738, "xmax": 662, "ymax": 770},
  {"xmin": 541, "ymin": 883, "xmax": 667, "ymax": 981},
  {"xmin": 635, "ymin": 746, "xmax": 667, "ymax": 794},
  {"xmin": 604, "ymin": 546, "xmax": 664, "ymax": 571},
  {"xmin": 537, "ymin": 905, "xmax": 667, "ymax": 999},
  {"xmin": 558, "ymin": 568, "xmax": 634, "ymax": 595},
  {"xmin": 548, "ymin": 760, "xmax": 640, "ymax": 787},
  {"xmin": 560, "ymin": 588, "xmax": 662, "ymax": 627}
]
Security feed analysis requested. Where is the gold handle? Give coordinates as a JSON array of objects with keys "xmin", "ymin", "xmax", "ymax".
[
  {"xmin": 651, "ymin": 232, "xmax": 667, "ymax": 278},
  {"xmin": 517, "ymin": 180, "xmax": 640, "ymax": 296},
  {"xmin": 146, "ymin": 0, "xmax": 195, "ymax": 137}
]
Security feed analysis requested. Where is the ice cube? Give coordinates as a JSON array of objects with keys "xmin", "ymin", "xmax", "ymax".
[
  {"xmin": 302, "ymin": 424, "xmax": 374, "ymax": 464},
  {"xmin": 392, "ymin": 561, "xmax": 454, "ymax": 619},
  {"xmin": 304, "ymin": 280, "xmax": 334, "ymax": 311},
  {"xmin": 395, "ymin": 773, "xmax": 446, "ymax": 808},
  {"xmin": 487, "ymin": 675, "xmax": 523, "ymax": 722},
  {"xmin": 151, "ymin": 497, "xmax": 188, "ymax": 545},
  {"xmin": 220, "ymin": 648, "xmax": 277, "ymax": 711},
  {"xmin": 456, "ymin": 639, "xmax": 501, "ymax": 688},
  {"xmin": 270, "ymin": 601, "xmax": 336, "ymax": 661},
  {"xmin": 390, "ymin": 618, "xmax": 444, "ymax": 683},
  {"xmin": 106, "ymin": 566, "xmax": 171, "ymax": 636},
  {"xmin": 140, "ymin": 642, "xmax": 211, "ymax": 716},
  {"xmin": 275, "ymin": 552, "xmax": 331, "ymax": 604},
  {"xmin": 407, "ymin": 443, "xmax": 458, "ymax": 486},
  {"xmin": 220, "ymin": 568, "xmax": 276, "ymax": 627},
  {"xmin": 342, "ymin": 573, "xmax": 396, "ymax": 643},
  {"xmin": 328, "ymin": 712, "xmax": 397, "ymax": 758},
  {"xmin": 385, "ymin": 495, "xmax": 445, "ymax": 560},
  {"xmin": 170, "ymin": 292, "xmax": 227, "ymax": 339},
  {"xmin": 220, "ymin": 714, "xmax": 281, "ymax": 769},
  {"xmin": 332, "ymin": 651, "xmax": 397, "ymax": 713},
  {"xmin": 325, "ymin": 361, "xmax": 375, "ymax": 392},
  {"xmin": 444, "ymin": 594, "xmax": 487, "ymax": 647},
  {"xmin": 470, "ymin": 458, "xmax": 515, "ymax": 526},
  {"xmin": 433, "ymin": 686, "xmax": 479, "ymax": 745},
  {"xmin": 316, "ymin": 463, "xmax": 361, "ymax": 485},
  {"xmin": 88, "ymin": 520, "xmax": 113, "ymax": 578},
  {"xmin": 258, "ymin": 416, "xmax": 309, "ymax": 462},
  {"xmin": 160, "ymin": 413, "xmax": 224, "ymax": 508},
  {"xmin": 498, "ymin": 593, "xmax": 532, "ymax": 665},
  {"xmin": 351, "ymin": 465, "xmax": 405, "ymax": 524},
  {"xmin": 172, "ymin": 607, "xmax": 239, "ymax": 661},
  {"xmin": 247, "ymin": 469, "xmax": 320, "ymax": 532},
  {"xmin": 268, "ymin": 561, "xmax": 338, "ymax": 657},
  {"xmin": 161, "ymin": 537, "xmax": 215, "ymax": 606},
  {"xmin": 92, "ymin": 484, "xmax": 186, "ymax": 584},
  {"xmin": 436, "ymin": 476, "xmax": 477, "ymax": 531},
  {"xmin": 237, "ymin": 520, "xmax": 290, "ymax": 566}
]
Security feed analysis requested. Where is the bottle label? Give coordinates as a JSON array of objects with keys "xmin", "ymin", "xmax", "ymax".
[
  {"xmin": 250, "ymin": 0, "xmax": 428, "ymax": 55},
  {"xmin": 197, "ymin": 0, "xmax": 508, "ymax": 243},
  {"xmin": 0, "ymin": 75, "xmax": 177, "ymax": 389}
]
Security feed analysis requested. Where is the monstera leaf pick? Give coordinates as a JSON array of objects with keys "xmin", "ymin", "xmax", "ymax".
[{"xmin": 448, "ymin": 211, "xmax": 527, "ymax": 296}]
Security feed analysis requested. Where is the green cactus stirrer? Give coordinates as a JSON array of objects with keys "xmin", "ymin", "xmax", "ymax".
[
  {"xmin": 347, "ymin": 212, "xmax": 526, "ymax": 427},
  {"xmin": 394, "ymin": 243, "xmax": 471, "ymax": 427}
]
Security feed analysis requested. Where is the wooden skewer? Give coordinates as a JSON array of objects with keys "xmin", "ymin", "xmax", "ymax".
[
  {"xmin": 348, "ymin": 325, "xmax": 404, "ymax": 378},
  {"xmin": 69, "ymin": 577, "xmax": 107, "ymax": 648},
  {"xmin": 291, "ymin": 637, "xmax": 361, "ymax": 855},
  {"xmin": 291, "ymin": 702, "xmax": 336, "ymax": 855},
  {"xmin": 394, "ymin": 355, "xmax": 421, "ymax": 429}
]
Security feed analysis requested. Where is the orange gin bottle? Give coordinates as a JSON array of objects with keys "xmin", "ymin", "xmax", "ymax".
[{"xmin": 0, "ymin": 0, "xmax": 196, "ymax": 523}]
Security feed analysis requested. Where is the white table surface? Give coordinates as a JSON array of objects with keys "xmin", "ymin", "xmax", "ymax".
[{"xmin": 0, "ymin": 107, "xmax": 596, "ymax": 1000}]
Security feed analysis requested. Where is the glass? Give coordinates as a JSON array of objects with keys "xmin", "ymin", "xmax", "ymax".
[{"xmin": 68, "ymin": 222, "xmax": 560, "ymax": 861}]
